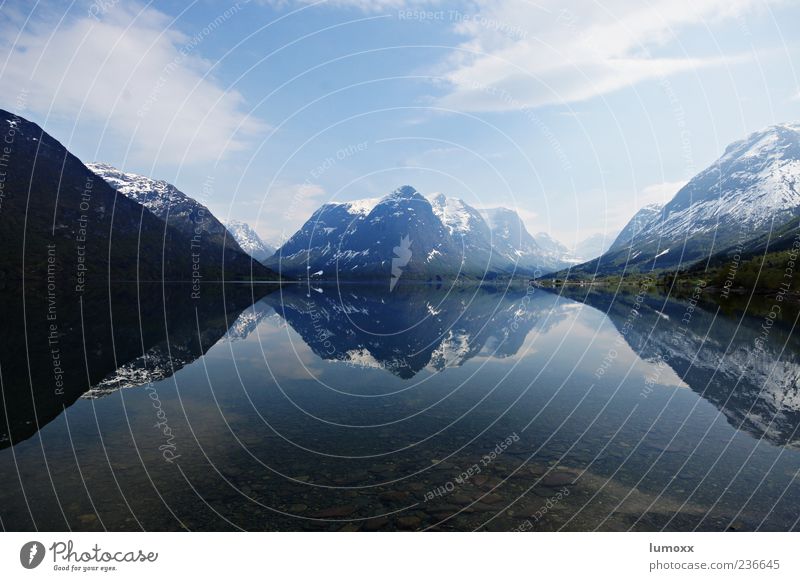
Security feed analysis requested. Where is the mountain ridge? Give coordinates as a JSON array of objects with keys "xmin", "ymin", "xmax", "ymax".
[
  {"xmin": 86, "ymin": 161, "xmax": 277, "ymax": 281},
  {"xmin": 559, "ymin": 122, "xmax": 800, "ymax": 278},
  {"xmin": 225, "ymin": 220, "xmax": 276, "ymax": 263},
  {"xmin": 0, "ymin": 109, "xmax": 274, "ymax": 283},
  {"xmin": 267, "ymin": 186, "xmax": 575, "ymax": 283}
]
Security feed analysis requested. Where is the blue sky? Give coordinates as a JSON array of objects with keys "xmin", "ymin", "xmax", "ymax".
[{"xmin": 1, "ymin": 0, "xmax": 798, "ymax": 246}]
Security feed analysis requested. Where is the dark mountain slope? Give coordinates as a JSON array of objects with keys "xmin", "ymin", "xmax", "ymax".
[{"xmin": 0, "ymin": 109, "xmax": 276, "ymax": 283}]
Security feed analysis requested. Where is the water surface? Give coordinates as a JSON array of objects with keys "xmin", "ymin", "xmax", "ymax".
[{"xmin": 1, "ymin": 281, "xmax": 799, "ymax": 531}]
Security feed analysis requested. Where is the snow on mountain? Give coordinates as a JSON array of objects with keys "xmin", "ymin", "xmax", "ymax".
[
  {"xmin": 429, "ymin": 193, "xmax": 484, "ymax": 235},
  {"xmin": 659, "ymin": 123, "xmax": 800, "ymax": 237},
  {"xmin": 265, "ymin": 285, "xmax": 568, "ymax": 379},
  {"xmin": 226, "ymin": 220, "xmax": 275, "ymax": 263},
  {"xmin": 343, "ymin": 197, "xmax": 381, "ymax": 216},
  {"xmin": 608, "ymin": 203, "xmax": 664, "ymax": 252},
  {"xmin": 87, "ymin": 162, "xmax": 179, "ymax": 215},
  {"xmin": 223, "ymin": 299, "xmax": 276, "ymax": 341},
  {"xmin": 482, "ymin": 207, "xmax": 571, "ymax": 272},
  {"xmin": 531, "ymin": 231, "xmax": 581, "ymax": 265},
  {"xmin": 429, "ymin": 193, "xmax": 518, "ymax": 273},
  {"xmin": 87, "ymin": 162, "xmax": 245, "ymax": 253},
  {"xmin": 533, "ymin": 231, "xmax": 570, "ymax": 256},
  {"xmin": 268, "ymin": 186, "xmax": 573, "ymax": 282},
  {"xmin": 571, "ymin": 122, "xmax": 800, "ymax": 274},
  {"xmin": 572, "ymin": 232, "xmax": 617, "ymax": 262}
]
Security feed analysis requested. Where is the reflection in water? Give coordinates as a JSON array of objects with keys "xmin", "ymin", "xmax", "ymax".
[
  {"xmin": 1, "ymin": 282, "xmax": 800, "ymax": 532},
  {"xmin": 563, "ymin": 288, "xmax": 800, "ymax": 449},
  {"xmin": 0, "ymin": 283, "xmax": 274, "ymax": 448},
  {"xmin": 265, "ymin": 283, "xmax": 563, "ymax": 378}
]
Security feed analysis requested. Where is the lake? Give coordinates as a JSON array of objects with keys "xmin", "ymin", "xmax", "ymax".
[{"xmin": 1, "ymin": 280, "xmax": 799, "ymax": 531}]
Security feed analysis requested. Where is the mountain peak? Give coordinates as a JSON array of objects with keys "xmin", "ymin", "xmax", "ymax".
[
  {"xmin": 576, "ymin": 120, "xmax": 800, "ymax": 275},
  {"xmin": 721, "ymin": 122, "xmax": 800, "ymax": 163},
  {"xmin": 270, "ymin": 190, "xmax": 574, "ymax": 277},
  {"xmin": 0, "ymin": 109, "xmax": 273, "ymax": 284},
  {"xmin": 89, "ymin": 162, "xmax": 248, "ymax": 256},
  {"xmin": 88, "ymin": 162, "xmax": 185, "ymax": 213},
  {"xmin": 86, "ymin": 161, "xmax": 116, "ymax": 172},
  {"xmin": 429, "ymin": 192, "xmax": 447, "ymax": 205},
  {"xmin": 389, "ymin": 185, "xmax": 421, "ymax": 199},
  {"xmin": 483, "ymin": 206, "xmax": 521, "ymax": 220},
  {"xmin": 225, "ymin": 220, "xmax": 275, "ymax": 263}
]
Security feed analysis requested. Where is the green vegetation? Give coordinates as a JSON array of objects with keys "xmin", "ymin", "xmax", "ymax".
[{"xmin": 669, "ymin": 248, "xmax": 800, "ymax": 294}]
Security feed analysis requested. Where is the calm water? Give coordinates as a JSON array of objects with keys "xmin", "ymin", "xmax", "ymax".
[{"xmin": 2, "ymin": 281, "xmax": 800, "ymax": 531}]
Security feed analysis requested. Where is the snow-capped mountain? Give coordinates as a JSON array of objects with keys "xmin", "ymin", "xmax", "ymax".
[
  {"xmin": 608, "ymin": 203, "xmax": 664, "ymax": 252},
  {"xmin": 0, "ymin": 110, "xmax": 268, "ymax": 285},
  {"xmin": 429, "ymin": 194, "xmax": 524, "ymax": 275},
  {"xmin": 532, "ymin": 231, "xmax": 592, "ymax": 266},
  {"xmin": 569, "ymin": 122, "xmax": 800, "ymax": 275},
  {"xmin": 87, "ymin": 162, "xmax": 245, "ymax": 254},
  {"xmin": 222, "ymin": 299, "xmax": 276, "ymax": 342},
  {"xmin": 572, "ymin": 232, "xmax": 617, "ymax": 262},
  {"xmin": 266, "ymin": 284, "xmax": 566, "ymax": 379},
  {"xmin": 267, "ymin": 186, "xmax": 571, "ymax": 282},
  {"xmin": 533, "ymin": 231, "xmax": 570, "ymax": 257},
  {"xmin": 226, "ymin": 220, "xmax": 276, "ymax": 263},
  {"xmin": 571, "ymin": 289, "xmax": 800, "ymax": 448},
  {"xmin": 480, "ymin": 208, "xmax": 573, "ymax": 272}
]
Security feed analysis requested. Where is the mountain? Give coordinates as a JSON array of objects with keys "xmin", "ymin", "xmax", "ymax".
[
  {"xmin": 0, "ymin": 109, "xmax": 273, "ymax": 283},
  {"xmin": 608, "ymin": 203, "xmax": 664, "ymax": 252},
  {"xmin": 532, "ymin": 231, "xmax": 570, "ymax": 257},
  {"xmin": 87, "ymin": 162, "xmax": 251, "ymax": 258},
  {"xmin": 669, "ymin": 214, "xmax": 800, "ymax": 293},
  {"xmin": 559, "ymin": 287, "xmax": 800, "ymax": 448},
  {"xmin": 572, "ymin": 232, "xmax": 617, "ymax": 262},
  {"xmin": 266, "ymin": 284, "xmax": 566, "ymax": 379},
  {"xmin": 429, "ymin": 194, "xmax": 518, "ymax": 274},
  {"xmin": 0, "ymin": 282, "xmax": 274, "ymax": 447},
  {"xmin": 481, "ymin": 207, "xmax": 567, "ymax": 272},
  {"xmin": 268, "ymin": 186, "xmax": 454, "ymax": 282},
  {"xmin": 565, "ymin": 123, "xmax": 800, "ymax": 276},
  {"xmin": 500, "ymin": 227, "xmax": 612, "ymax": 266},
  {"xmin": 225, "ymin": 220, "xmax": 276, "ymax": 263},
  {"xmin": 268, "ymin": 186, "xmax": 571, "ymax": 283},
  {"xmin": 530, "ymin": 230, "xmax": 583, "ymax": 266}
]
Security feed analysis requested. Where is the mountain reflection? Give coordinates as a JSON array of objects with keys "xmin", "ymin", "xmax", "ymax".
[
  {"xmin": 265, "ymin": 283, "xmax": 800, "ymax": 449},
  {"xmin": 264, "ymin": 283, "xmax": 562, "ymax": 379},
  {"xmin": 0, "ymin": 282, "xmax": 275, "ymax": 449},
  {"xmin": 557, "ymin": 287, "xmax": 800, "ymax": 449},
  {"xmin": 4, "ymin": 279, "xmax": 799, "ymax": 456}
]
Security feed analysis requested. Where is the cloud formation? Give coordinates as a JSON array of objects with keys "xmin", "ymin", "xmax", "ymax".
[
  {"xmin": 436, "ymin": 0, "xmax": 774, "ymax": 111},
  {"xmin": 0, "ymin": 2, "xmax": 266, "ymax": 165}
]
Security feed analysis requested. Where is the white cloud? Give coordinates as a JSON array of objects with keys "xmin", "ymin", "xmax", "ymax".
[
  {"xmin": 0, "ymin": 3, "xmax": 267, "ymax": 165},
  {"xmin": 436, "ymin": 0, "xmax": 773, "ymax": 111},
  {"xmin": 265, "ymin": 0, "xmax": 439, "ymax": 11}
]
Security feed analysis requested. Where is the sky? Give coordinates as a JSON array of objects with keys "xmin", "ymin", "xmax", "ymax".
[{"xmin": 0, "ymin": 0, "xmax": 798, "ymax": 248}]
